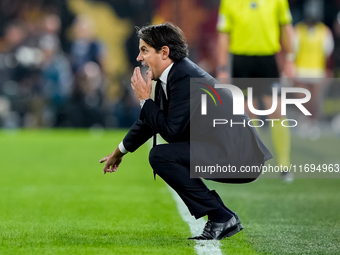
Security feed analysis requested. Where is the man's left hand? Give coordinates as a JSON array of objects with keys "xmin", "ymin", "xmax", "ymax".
[
  {"xmin": 99, "ymin": 147, "xmax": 125, "ymax": 174},
  {"xmin": 131, "ymin": 67, "xmax": 152, "ymax": 101}
]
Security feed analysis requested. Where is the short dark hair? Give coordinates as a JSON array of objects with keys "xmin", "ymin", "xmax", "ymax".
[{"xmin": 136, "ymin": 22, "xmax": 189, "ymax": 62}]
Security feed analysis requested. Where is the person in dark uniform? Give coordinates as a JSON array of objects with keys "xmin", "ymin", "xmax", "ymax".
[{"xmin": 100, "ymin": 23, "xmax": 272, "ymax": 240}]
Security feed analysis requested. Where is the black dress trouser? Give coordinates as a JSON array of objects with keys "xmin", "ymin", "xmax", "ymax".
[{"xmin": 149, "ymin": 141, "xmax": 234, "ymax": 219}]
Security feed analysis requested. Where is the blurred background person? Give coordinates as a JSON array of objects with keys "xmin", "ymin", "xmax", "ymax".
[
  {"xmin": 294, "ymin": 0, "xmax": 334, "ymax": 140},
  {"xmin": 70, "ymin": 15, "xmax": 104, "ymax": 75},
  {"xmin": 0, "ymin": 21, "xmax": 28, "ymax": 91},
  {"xmin": 333, "ymin": 11, "xmax": 340, "ymax": 78},
  {"xmin": 39, "ymin": 34, "xmax": 73, "ymax": 127},
  {"xmin": 216, "ymin": 0, "xmax": 295, "ymax": 182},
  {"xmin": 0, "ymin": 20, "xmax": 43, "ymax": 128},
  {"xmin": 69, "ymin": 62, "xmax": 104, "ymax": 128},
  {"xmin": 323, "ymin": 9, "xmax": 340, "ymax": 137},
  {"xmin": 39, "ymin": 13, "xmax": 62, "ymax": 44},
  {"xmin": 0, "ymin": 21, "xmax": 28, "ymax": 128},
  {"xmin": 67, "ymin": 15, "xmax": 105, "ymax": 128}
]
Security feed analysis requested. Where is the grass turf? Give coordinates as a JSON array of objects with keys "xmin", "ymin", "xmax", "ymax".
[
  {"xmin": 0, "ymin": 130, "xmax": 195, "ymax": 255},
  {"xmin": 0, "ymin": 129, "xmax": 339, "ymax": 254},
  {"xmin": 211, "ymin": 178, "xmax": 340, "ymax": 255},
  {"xmin": 212, "ymin": 130, "xmax": 340, "ymax": 255}
]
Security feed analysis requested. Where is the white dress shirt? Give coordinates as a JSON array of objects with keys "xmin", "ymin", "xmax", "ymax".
[{"xmin": 158, "ymin": 62, "xmax": 174, "ymax": 100}]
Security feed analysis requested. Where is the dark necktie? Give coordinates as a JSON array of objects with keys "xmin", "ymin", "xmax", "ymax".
[
  {"xmin": 157, "ymin": 79, "xmax": 166, "ymax": 110},
  {"xmin": 153, "ymin": 79, "xmax": 164, "ymax": 146},
  {"xmin": 153, "ymin": 79, "xmax": 165, "ymax": 180}
]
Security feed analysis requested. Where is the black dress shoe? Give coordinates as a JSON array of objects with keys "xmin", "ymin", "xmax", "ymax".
[
  {"xmin": 234, "ymin": 213, "xmax": 243, "ymax": 231},
  {"xmin": 189, "ymin": 215, "xmax": 242, "ymax": 240},
  {"xmin": 210, "ymin": 190, "xmax": 243, "ymax": 230}
]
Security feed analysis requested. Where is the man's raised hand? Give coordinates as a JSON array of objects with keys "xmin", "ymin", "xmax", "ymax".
[{"xmin": 131, "ymin": 67, "xmax": 152, "ymax": 101}]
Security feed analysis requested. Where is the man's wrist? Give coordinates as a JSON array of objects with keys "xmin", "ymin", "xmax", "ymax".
[
  {"xmin": 285, "ymin": 53, "xmax": 295, "ymax": 62},
  {"xmin": 140, "ymin": 98, "xmax": 150, "ymax": 108},
  {"xmin": 216, "ymin": 65, "xmax": 229, "ymax": 73},
  {"xmin": 118, "ymin": 142, "xmax": 128, "ymax": 154}
]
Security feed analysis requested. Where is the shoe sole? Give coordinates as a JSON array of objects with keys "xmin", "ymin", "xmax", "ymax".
[
  {"xmin": 227, "ymin": 223, "xmax": 243, "ymax": 237},
  {"xmin": 189, "ymin": 223, "xmax": 243, "ymax": 240}
]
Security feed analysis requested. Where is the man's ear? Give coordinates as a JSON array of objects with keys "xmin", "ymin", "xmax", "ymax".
[{"xmin": 161, "ymin": 46, "xmax": 170, "ymax": 59}]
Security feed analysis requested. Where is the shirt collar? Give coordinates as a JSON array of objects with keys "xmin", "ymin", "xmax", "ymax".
[{"xmin": 159, "ymin": 62, "xmax": 174, "ymax": 85}]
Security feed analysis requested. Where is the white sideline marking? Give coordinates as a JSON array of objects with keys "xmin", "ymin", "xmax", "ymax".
[
  {"xmin": 148, "ymin": 138, "xmax": 223, "ymax": 255},
  {"xmin": 168, "ymin": 188, "xmax": 223, "ymax": 255}
]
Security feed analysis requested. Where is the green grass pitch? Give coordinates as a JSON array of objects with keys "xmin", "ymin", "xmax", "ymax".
[{"xmin": 0, "ymin": 129, "xmax": 339, "ymax": 254}]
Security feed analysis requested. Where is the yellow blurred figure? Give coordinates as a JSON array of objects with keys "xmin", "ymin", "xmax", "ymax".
[
  {"xmin": 295, "ymin": 22, "xmax": 334, "ymax": 79},
  {"xmin": 216, "ymin": 0, "xmax": 295, "ymax": 182},
  {"xmin": 217, "ymin": 0, "xmax": 292, "ymax": 56},
  {"xmin": 293, "ymin": 3, "xmax": 334, "ymax": 140}
]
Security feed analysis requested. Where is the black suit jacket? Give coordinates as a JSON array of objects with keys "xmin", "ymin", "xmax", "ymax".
[{"xmin": 123, "ymin": 58, "xmax": 272, "ymax": 177}]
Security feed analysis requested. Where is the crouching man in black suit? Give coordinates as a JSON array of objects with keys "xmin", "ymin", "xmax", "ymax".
[{"xmin": 100, "ymin": 23, "xmax": 272, "ymax": 240}]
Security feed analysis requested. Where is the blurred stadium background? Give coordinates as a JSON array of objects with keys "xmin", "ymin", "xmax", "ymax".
[
  {"xmin": 1, "ymin": 0, "xmax": 340, "ymax": 254},
  {"xmin": 0, "ymin": 0, "xmax": 339, "ymax": 131}
]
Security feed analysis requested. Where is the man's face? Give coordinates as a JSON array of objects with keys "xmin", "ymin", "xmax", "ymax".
[{"xmin": 137, "ymin": 39, "xmax": 163, "ymax": 80}]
